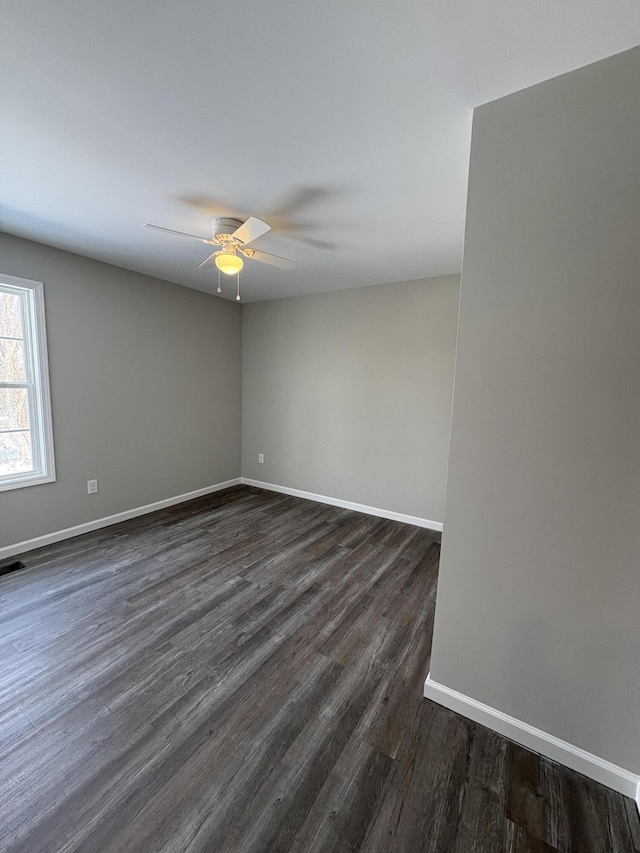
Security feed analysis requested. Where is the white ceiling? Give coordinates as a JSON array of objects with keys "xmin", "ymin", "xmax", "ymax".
[{"xmin": 2, "ymin": 2, "xmax": 640, "ymax": 302}]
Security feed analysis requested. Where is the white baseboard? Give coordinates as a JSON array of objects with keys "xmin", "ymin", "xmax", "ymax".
[
  {"xmin": 2, "ymin": 476, "xmax": 440, "ymax": 561},
  {"xmin": 240, "ymin": 478, "xmax": 443, "ymax": 532},
  {"xmin": 0, "ymin": 478, "xmax": 241, "ymax": 560},
  {"xmin": 424, "ymin": 673, "xmax": 640, "ymax": 802}
]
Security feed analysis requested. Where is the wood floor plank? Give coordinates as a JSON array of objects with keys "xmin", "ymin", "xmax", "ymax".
[
  {"xmin": 0, "ymin": 485, "xmax": 635, "ymax": 853},
  {"xmin": 219, "ymin": 620, "xmax": 406, "ymax": 853},
  {"xmin": 288, "ymin": 734, "xmax": 393, "ymax": 853},
  {"xmin": 624, "ymin": 795, "xmax": 640, "ymax": 851},
  {"xmin": 505, "ymin": 744, "xmax": 549, "ymax": 843}
]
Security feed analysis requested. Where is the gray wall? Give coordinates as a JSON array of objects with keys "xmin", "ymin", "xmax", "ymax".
[
  {"xmin": 0, "ymin": 233, "xmax": 242, "ymax": 547},
  {"xmin": 242, "ymin": 276, "xmax": 460, "ymax": 523},
  {"xmin": 429, "ymin": 47, "xmax": 640, "ymax": 772}
]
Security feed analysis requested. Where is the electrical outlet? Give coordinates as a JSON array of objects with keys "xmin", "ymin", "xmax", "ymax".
[
  {"xmin": 258, "ymin": 453, "xmax": 264, "ymax": 464},
  {"xmin": 87, "ymin": 479, "xmax": 98, "ymax": 495}
]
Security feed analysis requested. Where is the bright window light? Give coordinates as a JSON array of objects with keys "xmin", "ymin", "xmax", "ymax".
[{"xmin": 0, "ymin": 274, "xmax": 56, "ymax": 491}]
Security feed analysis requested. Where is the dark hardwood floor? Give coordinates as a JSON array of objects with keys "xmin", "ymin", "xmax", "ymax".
[{"xmin": 1, "ymin": 485, "xmax": 638, "ymax": 852}]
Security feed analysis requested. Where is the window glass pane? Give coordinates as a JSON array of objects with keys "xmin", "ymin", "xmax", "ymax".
[
  {"xmin": 0, "ymin": 430, "xmax": 33, "ymax": 476},
  {"xmin": 0, "ymin": 387, "xmax": 30, "ymax": 431},
  {"xmin": 0, "ymin": 276, "xmax": 55, "ymax": 490},
  {"xmin": 0, "ymin": 292, "xmax": 23, "ymax": 339},
  {"xmin": 0, "ymin": 338, "xmax": 26, "ymax": 381}
]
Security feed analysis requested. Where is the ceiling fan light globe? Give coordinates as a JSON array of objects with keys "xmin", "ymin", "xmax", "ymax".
[{"xmin": 215, "ymin": 253, "xmax": 244, "ymax": 275}]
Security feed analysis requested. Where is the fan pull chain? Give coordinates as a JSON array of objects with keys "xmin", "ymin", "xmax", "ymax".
[
  {"xmin": 236, "ymin": 272, "xmax": 241, "ymax": 301},
  {"xmin": 217, "ymin": 267, "xmax": 222, "ymax": 294}
]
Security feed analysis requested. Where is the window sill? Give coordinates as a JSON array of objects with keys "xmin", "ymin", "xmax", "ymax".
[{"xmin": 0, "ymin": 472, "xmax": 56, "ymax": 493}]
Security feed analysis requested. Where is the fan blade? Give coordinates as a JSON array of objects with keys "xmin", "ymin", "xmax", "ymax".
[
  {"xmin": 240, "ymin": 248, "xmax": 296, "ymax": 270},
  {"xmin": 232, "ymin": 216, "xmax": 271, "ymax": 246},
  {"xmin": 144, "ymin": 224, "xmax": 214, "ymax": 244},
  {"xmin": 198, "ymin": 251, "xmax": 219, "ymax": 269}
]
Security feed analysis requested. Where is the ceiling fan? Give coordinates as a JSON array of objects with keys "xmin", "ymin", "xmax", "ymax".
[{"xmin": 144, "ymin": 216, "xmax": 295, "ymax": 300}]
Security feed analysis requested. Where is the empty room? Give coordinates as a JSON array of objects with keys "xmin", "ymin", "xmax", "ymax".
[{"xmin": 2, "ymin": 3, "xmax": 640, "ymax": 851}]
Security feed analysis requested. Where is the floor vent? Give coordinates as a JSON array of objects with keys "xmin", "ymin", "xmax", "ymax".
[{"xmin": 0, "ymin": 559, "xmax": 26, "ymax": 578}]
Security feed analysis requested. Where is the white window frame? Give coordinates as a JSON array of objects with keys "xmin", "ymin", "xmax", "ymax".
[{"xmin": 0, "ymin": 273, "xmax": 56, "ymax": 492}]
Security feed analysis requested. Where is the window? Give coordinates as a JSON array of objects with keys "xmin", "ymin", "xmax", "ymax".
[{"xmin": 0, "ymin": 274, "xmax": 55, "ymax": 491}]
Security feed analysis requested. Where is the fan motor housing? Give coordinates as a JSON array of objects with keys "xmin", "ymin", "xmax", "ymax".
[{"xmin": 211, "ymin": 217, "xmax": 243, "ymax": 244}]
